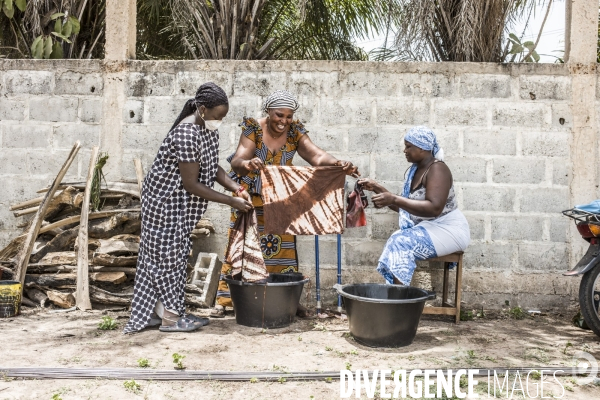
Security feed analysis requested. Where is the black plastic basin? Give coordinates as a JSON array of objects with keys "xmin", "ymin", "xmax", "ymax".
[
  {"xmin": 334, "ymin": 283, "xmax": 435, "ymax": 348},
  {"xmin": 225, "ymin": 273, "xmax": 309, "ymax": 329}
]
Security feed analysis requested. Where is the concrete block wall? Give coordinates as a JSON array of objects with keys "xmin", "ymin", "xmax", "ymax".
[{"xmin": 0, "ymin": 60, "xmax": 586, "ymax": 309}]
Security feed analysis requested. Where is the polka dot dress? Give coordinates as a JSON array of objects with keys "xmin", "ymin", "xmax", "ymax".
[{"xmin": 124, "ymin": 123, "xmax": 219, "ymax": 333}]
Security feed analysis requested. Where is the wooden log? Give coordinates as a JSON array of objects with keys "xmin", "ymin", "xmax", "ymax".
[
  {"xmin": 184, "ymin": 293, "xmax": 205, "ymax": 308},
  {"xmin": 35, "ymin": 251, "xmax": 77, "ymax": 266},
  {"xmin": 21, "ymin": 296, "xmax": 38, "ymax": 308},
  {"xmin": 10, "ymin": 192, "xmax": 122, "ymax": 214},
  {"xmin": 195, "ymin": 219, "xmax": 215, "ymax": 232},
  {"xmin": 96, "ymin": 238, "xmax": 139, "ymax": 255},
  {"xmin": 25, "ymin": 288, "xmax": 49, "ymax": 307},
  {"xmin": 26, "ymin": 265, "xmax": 136, "ymax": 274},
  {"xmin": 9, "ymin": 192, "xmax": 62, "ymax": 211},
  {"xmin": 88, "ymin": 211, "xmax": 141, "ymax": 239},
  {"xmin": 47, "ymin": 290, "xmax": 76, "ymax": 308},
  {"xmin": 0, "ymin": 265, "xmax": 14, "ymax": 278},
  {"xmin": 89, "ymin": 272, "xmax": 127, "ymax": 284},
  {"xmin": 89, "ymin": 286, "xmax": 131, "ymax": 305},
  {"xmin": 76, "ymin": 146, "xmax": 98, "ymax": 311},
  {"xmin": 134, "ymin": 158, "xmax": 144, "ymax": 196},
  {"xmin": 14, "ymin": 141, "xmax": 81, "ymax": 293},
  {"xmin": 29, "ymin": 227, "xmax": 78, "ymax": 264},
  {"xmin": 26, "ymin": 274, "xmax": 76, "ymax": 287},
  {"xmin": 91, "ymin": 253, "xmax": 137, "ymax": 267},
  {"xmin": 14, "ymin": 187, "xmax": 81, "ymax": 219},
  {"xmin": 38, "ymin": 182, "xmax": 139, "ymax": 198},
  {"xmin": 39, "ymin": 209, "xmax": 139, "ymax": 235}
]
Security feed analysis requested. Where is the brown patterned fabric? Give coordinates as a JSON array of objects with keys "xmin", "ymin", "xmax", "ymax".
[
  {"xmin": 224, "ymin": 210, "xmax": 268, "ymax": 282},
  {"xmin": 260, "ymin": 166, "xmax": 346, "ymax": 235}
]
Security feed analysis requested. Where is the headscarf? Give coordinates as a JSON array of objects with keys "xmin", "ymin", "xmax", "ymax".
[
  {"xmin": 170, "ymin": 82, "xmax": 228, "ymax": 131},
  {"xmin": 399, "ymin": 126, "xmax": 445, "ymax": 230},
  {"xmin": 263, "ymin": 90, "xmax": 299, "ymax": 113}
]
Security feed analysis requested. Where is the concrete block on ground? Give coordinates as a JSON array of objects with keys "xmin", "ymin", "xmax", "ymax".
[
  {"xmin": 517, "ymin": 242, "xmax": 567, "ymax": 271},
  {"xmin": 492, "ymin": 103, "xmax": 546, "ymax": 127},
  {"xmin": 53, "ymin": 124, "xmax": 100, "ymax": 149},
  {"xmin": 2, "ymin": 124, "xmax": 51, "ymax": 148},
  {"xmin": 433, "ymin": 101, "xmax": 488, "ymax": 126},
  {"xmin": 79, "ymin": 99, "xmax": 103, "ymax": 123},
  {"xmin": 127, "ymin": 72, "xmax": 175, "ymax": 97},
  {"xmin": 376, "ymin": 100, "xmax": 430, "ymax": 125},
  {"xmin": 521, "ymin": 132, "xmax": 569, "ymax": 157},
  {"xmin": 459, "ymin": 74, "xmax": 511, "ymax": 98},
  {"xmin": 492, "ymin": 158, "xmax": 545, "ymax": 184},
  {"xmin": 123, "ymin": 99, "xmax": 144, "ymax": 123},
  {"xmin": 0, "ymin": 99, "xmax": 25, "ymax": 121},
  {"xmin": 5, "ymin": 70, "xmax": 53, "ymax": 94},
  {"xmin": 491, "ymin": 216, "xmax": 544, "ymax": 241},
  {"xmin": 520, "ymin": 188, "xmax": 569, "ymax": 213},
  {"xmin": 463, "ymin": 128, "xmax": 516, "ymax": 156},
  {"xmin": 462, "ymin": 187, "xmax": 515, "ymax": 212},
  {"xmin": 55, "ymin": 72, "xmax": 103, "ymax": 95},
  {"xmin": 519, "ymin": 76, "xmax": 571, "ymax": 101},
  {"xmin": 189, "ymin": 252, "xmax": 222, "ymax": 308},
  {"xmin": 30, "ymin": 97, "xmax": 78, "ymax": 122},
  {"xmin": 445, "ymin": 156, "xmax": 487, "ymax": 183},
  {"xmin": 463, "ymin": 241, "xmax": 516, "ymax": 270}
]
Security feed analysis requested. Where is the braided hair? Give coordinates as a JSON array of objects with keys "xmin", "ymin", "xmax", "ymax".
[{"xmin": 170, "ymin": 82, "xmax": 229, "ymax": 131}]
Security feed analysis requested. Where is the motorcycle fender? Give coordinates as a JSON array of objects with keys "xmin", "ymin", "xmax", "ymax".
[{"xmin": 564, "ymin": 244, "xmax": 600, "ymax": 276}]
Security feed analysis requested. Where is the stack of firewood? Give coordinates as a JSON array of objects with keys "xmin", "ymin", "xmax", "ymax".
[{"xmin": 0, "ymin": 143, "xmax": 215, "ymax": 310}]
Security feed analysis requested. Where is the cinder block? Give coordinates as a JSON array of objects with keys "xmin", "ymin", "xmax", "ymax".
[
  {"xmin": 492, "ymin": 158, "xmax": 545, "ymax": 184},
  {"xmin": 345, "ymin": 72, "xmax": 416, "ymax": 97},
  {"xmin": 371, "ymin": 213, "xmax": 399, "ymax": 240},
  {"xmin": 373, "ymin": 152, "xmax": 411, "ymax": 180},
  {"xmin": 5, "ymin": 70, "xmax": 53, "ymax": 94},
  {"xmin": 434, "ymin": 128, "xmax": 461, "ymax": 156},
  {"xmin": 462, "ymin": 187, "xmax": 515, "ymax": 212},
  {"xmin": 445, "ymin": 156, "xmax": 487, "ymax": 183},
  {"xmin": 551, "ymin": 103, "xmax": 572, "ymax": 129},
  {"xmin": 420, "ymin": 73, "xmax": 456, "ymax": 98},
  {"xmin": 464, "ymin": 214, "xmax": 485, "ymax": 240},
  {"xmin": 347, "ymin": 127, "xmax": 404, "ymax": 154},
  {"xmin": 330, "ymin": 152, "xmax": 370, "ymax": 177},
  {"xmin": 520, "ymin": 188, "xmax": 568, "ymax": 213},
  {"xmin": 0, "ymin": 176, "xmax": 48, "ymax": 205},
  {"xmin": 79, "ymin": 99, "xmax": 102, "ymax": 123},
  {"xmin": 463, "ymin": 241, "xmax": 516, "ymax": 270},
  {"xmin": 491, "ymin": 216, "xmax": 544, "ymax": 241},
  {"xmin": 521, "ymin": 132, "xmax": 569, "ymax": 157},
  {"xmin": 145, "ymin": 98, "xmax": 184, "ymax": 124},
  {"xmin": 549, "ymin": 216, "xmax": 569, "ymax": 242},
  {"xmin": 175, "ymin": 71, "xmax": 208, "ymax": 96},
  {"xmin": 30, "ymin": 97, "xmax": 78, "ymax": 122},
  {"xmin": 344, "ymin": 240, "xmax": 385, "ymax": 267},
  {"xmin": 0, "ymin": 150, "xmax": 27, "ymax": 174},
  {"xmin": 123, "ymin": 99, "xmax": 144, "ymax": 123},
  {"xmin": 459, "ymin": 74, "xmax": 511, "ymax": 98},
  {"xmin": 464, "ymin": 128, "xmax": 516, "ymax": 156},
  {"xmin": 232, "ymin": 71, "xmax": 288, "ymax": 97},
  {"xmin": 552, "ymin": 160, "xmax": 570, "ymax": 186},
  {"xmin": 0, "ymin": 99, "xmax": 25, "ymax": 121},
  {"xmin": 297, "ymin": 235, "xmax": 339, "ymax": 267},
  {"xmin": 320, "ymin": 99, "xmax": 373, "ymax": 127},
  {"xmin": 28, "ymin": 149, "xmax": 79, "ymax": 178},
  {"xmin": 517, "ymin": 243, "xmax": 567, "ymax": 271},
  {"xmin": 122, "ymin": 125, "xmax": 168, "ymax": 152},
  {"xmin": 289, "ymin": 71, "xmax": 341, "ymax": 98},
  {"xmin": 492, "ymin": 103, "xmax": 546, "ymax": 127},
  {"xmin": 53, "ymin": 124, "xmax": 100, "ymax": 149},
  {"xmin": 376, "ymin": 100, "xmax": 430, "ymax": 125},
  {"xmin": 433, "ymin": 102, "xmax": 488, "ymax": 126},
  {"xmin": 519, "ymin": 76, "xmax": 571, "ymax": 100},
  {"xmin": 190, "ymin": 252, "xmax": 222, "ymax": 308},
  {"xmin": 3, "ymin": 124, "xmax": 51, "ymax": 148},
  {"xmin": 127, "ymin": 72, "xmax": 175, "ymax": 97},
  {"xmin": 309, "ymin": 126, "xmax": 345, "ymax": 152},
  {"xmin": 55, "ymin": 72, "xmax": 103, "ymax": 95}
]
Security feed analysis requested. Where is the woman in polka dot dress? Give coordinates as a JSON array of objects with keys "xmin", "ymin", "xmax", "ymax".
[{"xmin": 124, "ymin": 83, "xmax": 253, "ymax": 334}]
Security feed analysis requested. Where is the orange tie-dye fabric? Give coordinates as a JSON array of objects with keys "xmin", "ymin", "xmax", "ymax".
[{"xmin": 260, "ymin": 166, "xmax": 346, "ymax": 235}]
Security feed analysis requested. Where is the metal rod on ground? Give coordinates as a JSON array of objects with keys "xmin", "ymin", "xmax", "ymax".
[
  {"xmin": 315, "ymin": 235, "xmax": 321, "ymax": 314},
  {"xmin": 337, "ymin": 233, "xmax": 342, "ymax": 313}
]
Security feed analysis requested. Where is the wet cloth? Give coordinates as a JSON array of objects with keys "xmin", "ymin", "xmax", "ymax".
[
  {"xmin": 224, "ymin": 210, "xmax": 268, "ymax": 282},
  {"xmin": 216, "ymin": 117, "xmax": 306, "ymax": 307},
  {"xmin": 346, "ymin": 182, "xmax": 368, "ymax": 228},
  {"xmin": 376, "ymin": 126, "xmax": 469, "ymax": 285},
  {"xmin": 124, "ymin": 123, "xmax": 219, "ymax": 333},
  {"xmin": 260, "ymin": 165, "xmax": 346, "ymax": 235}
]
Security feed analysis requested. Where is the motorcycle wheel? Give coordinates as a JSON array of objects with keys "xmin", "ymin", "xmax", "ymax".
[{"xmin": 579, "ymin": 265, "xmax": 600, "ymax": 337}]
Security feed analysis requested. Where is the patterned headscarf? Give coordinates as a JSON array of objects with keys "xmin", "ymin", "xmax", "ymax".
[
  {"xmin": 263, "ymin": 90, "xmax": 299, "ymax": 113},
  {"xmin": 404, "ymin": 126, "xmax": 444, "ymax": 161}
]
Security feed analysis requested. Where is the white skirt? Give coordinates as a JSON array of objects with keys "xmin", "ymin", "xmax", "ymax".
[{"xmin": 417, "ymin": 209, "xmax": 471, "ymax": 257}]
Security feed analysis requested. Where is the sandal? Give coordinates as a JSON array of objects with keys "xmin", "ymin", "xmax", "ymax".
[
  {"xmin": 148, "ymin": 312, "xmax": 162, "ymax": 327},
  {"xmin": 159, "ymin": 315, "xmax": 202, "ymax": 332},
  {"xmin": 184, "ymin": 313, "xmax": 210, "ymax": 326},
  {"xmin": 210, "ymin": 305, "xmax": 225, "ymax": 318}
]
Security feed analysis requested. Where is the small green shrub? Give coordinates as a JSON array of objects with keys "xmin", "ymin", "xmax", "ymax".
[
  {"xmin": 123, "ymin": 379, "xmax": 141, "ymax": 393},
  {"xmin": 137, "ymin": 358, "xmax": 149, "ymax": 368},
  {"xmin": 509, "ymin": 307, "xmax": 526, "ymax": 320},
  {"xmin": 98, "ymin": 316, "xmax": 117, "ymax": 330},
  {"xmin": 172, "ymin": 353, "xmax": 186, "ymax": 370}
]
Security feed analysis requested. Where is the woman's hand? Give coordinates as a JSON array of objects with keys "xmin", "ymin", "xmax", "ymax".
[
  {"xmin": 244, "ymin": 157, "xmax": 264, "ymax": 172},
  {"xmin": 237, "ymin": 189, "xmax": 250, "ymax": 201},
  {"xmin": 229, "ymin": 196, "xmax": 253, "ymax": 212},
  {"xmin": 357, "ymin": 178, "xmax": 380, "ymax": 192},
  {"xmin": 372, "ymin": 192, "xmax": 396, "ymax": 208},
  {"xmin": 336, "ymin": 160, "xmax": 360, "ymax": 176}
]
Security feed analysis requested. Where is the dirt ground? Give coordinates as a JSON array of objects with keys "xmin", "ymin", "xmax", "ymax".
[{"xmin": 1, "ymin": 307, "xmax": 600, "ymax": 400}]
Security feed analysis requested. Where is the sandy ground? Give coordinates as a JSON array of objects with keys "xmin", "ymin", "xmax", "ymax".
[{"xmin": 1, "ymin": 307, "xmax": 600, "ymax": 400}]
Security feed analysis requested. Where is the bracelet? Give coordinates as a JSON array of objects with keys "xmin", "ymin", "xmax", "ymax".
[{"xmin": 235, "ymin": 186, "xmax": 245, "ymax": 196}]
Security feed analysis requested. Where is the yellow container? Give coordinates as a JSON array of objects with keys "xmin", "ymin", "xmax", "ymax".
[{"xmin": 0, "ymin": 281, "xmax": 21, "ymax": 317}]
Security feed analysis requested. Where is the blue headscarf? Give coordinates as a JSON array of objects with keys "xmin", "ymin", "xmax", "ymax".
[{"xmin": 399, "ymin": 126, "xmax": 444, "ymax": 229}]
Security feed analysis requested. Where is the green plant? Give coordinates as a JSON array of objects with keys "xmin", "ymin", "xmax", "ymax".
[
  {"xmin": 90, "ymin": 153, "xmax": 109, "ymax": 211},
  {"xmin": 350, "ymin": 349, "xmax": 359, "ymax": 356},
  {"xmin": 529, "ymin": 370, "xmax": 541, "ymax": 380},
  {"xmin": 467, "ymin": 350, "xmax": 476, "ymax": 359},
  {"xmin": 460, "ymin": 310, "xmax": 474, "ymax": 321},
  {"xmin": 278, "ymin": 377, "xmax": 287, "ymax": 383},
  {"xmin": 123, "ymin": 379, "xmax": 141, "ymax": 393},
  {"xmin": 137, "ymin": 358, "xmax": 150, "ymax": 368},
  {"xmin": 509, "ymin": 306, "xmax": 526, "ymax": 320},
  {"xmin": 507, "ymin": 33, "xmax": 540, "ymax": 63},
  {"xmin": 250, "ymin": 377, "xmax": 258, "ymax": 383},
  {"xmin": 325, "ymin": 346, "xmax": 333, "ymax": 351},
  {"xmin": 30, "ymin": 13, "xmax": 81, "ymax": 59},
  {"xmin": 297, "ymin": 336, "xmax": 302, "ymax": 342},
  {"xmin": 172, "ymin": 353, "xmax": 186, "ymax": 370},
  {"xmin": 51, "ymin": 394, "xmax": 63, "ymax": 400},
  {"xmin": 98, "ymin": 316, "xmax": 117, "ymax": 330},
  {"xmin": 345, "ymin": 362, "xmax": 352, "ymax": 370},
  {"xmin": 2, "ymin": 0, "xmax": 26, "ymax": 19},
  {"xmin": 564, "ymin": 342, "xmax": 573, "ymax": 355},
  {"xmin": 325, "ymin": 377, "xmax": 333, "ymax": 383}
]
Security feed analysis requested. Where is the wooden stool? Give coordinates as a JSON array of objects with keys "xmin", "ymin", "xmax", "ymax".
[{"xmin": 421, "ymin": 251, "xmax": 463, "ymax": 323}]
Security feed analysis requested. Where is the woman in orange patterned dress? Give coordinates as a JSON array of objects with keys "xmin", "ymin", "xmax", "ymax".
[{"xmin": 212, "ymin": 90, "xmax": 358, "ymax": 317}]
